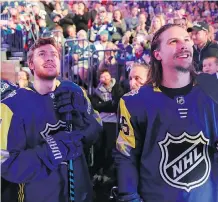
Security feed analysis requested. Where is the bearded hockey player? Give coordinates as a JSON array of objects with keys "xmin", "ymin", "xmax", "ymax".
[{"xmin": 114, "ymin": 24, "xmax": 218, "ymax": 202}]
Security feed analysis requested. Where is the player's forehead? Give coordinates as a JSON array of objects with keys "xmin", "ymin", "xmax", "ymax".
[
  {"xmin": 34, "ymin": 44, "xmax": 58, "ymax": 54},
  {"xmin": 160, "ymin": 26, "xmax": 190, "ymax": 43}
]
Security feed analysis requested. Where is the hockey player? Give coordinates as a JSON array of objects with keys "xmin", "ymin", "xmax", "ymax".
[
  {"xmin": 114, "ymin": 24, "xmax": 218, "ymax": 202},
  {"xmin": 1, "ymin": 37, "xmax": 102, "ymax": 202}
]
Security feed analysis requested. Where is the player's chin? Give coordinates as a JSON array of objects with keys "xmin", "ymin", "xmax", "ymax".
[
  {"xmin": 175, "ymin": 64, "xmax": 193, "ymax": 73},
  {"xmin": 41, "ymin": 72, "xmax": 58, "ymax": 80}
]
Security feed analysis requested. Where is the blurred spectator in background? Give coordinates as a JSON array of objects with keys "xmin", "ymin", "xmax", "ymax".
[
  {"xmin": 112, "ymin": 9, "xmax": 127, "ymax": 43},
  {"xmin": 174, "ymin": 17, "xmax": 188, "ymax": 30},
  {"xmin": 90, "ymin": 6, "xmax": 116, "ymax": 42},
  {"xmin": 208, "ymin": 24, "xmax": 216, "ymax": 42},
  {"xmin": 125, "ymin": 6, "xmax": 139, "ymax": 31},
  {"xmin": 65, "ymin": 25, "xmax": 77, "ymax": 49},
  {"xmin": 202, "ymin": 48, "xmax": 218, "ymax": 75},
  {"xmin": 94, "ymin": 30, "xmax": 110, "ymax": 62},
  {"xmin": 73, "ymin": 2, "xmax": 90, "ymax": 32},
  {"xmin": 90, "ymin": 68, "xmax": 124, "ymax": 182},
  {"xmin": 136, "ymin": 13, "xmax": 149, "ymax": 35},
  {"xmin": 99, "ymin": 42, "xmax": 121, "ymax": 81},
  {"xmin": 71, "ymin": 29, "xmax": 96, "ymax": 82},
  {"xmin": 188, "ymin": 21, "xmax": 218, "ymax": 72},
  {"xmin": 37, "ymin": 17, "xmax": 49, "ymax": 37},
  {"xmin": 129, "ymin": 63, "xmax": 149, "ymax": 90},
  {"xmin": 148, "ymin": 15, "xmax": 165, "ymax": 41},
  {"xmin": 17, "ymin": 69, "xmax": 31, "ymax": 88},
  {"xmin": 51, "ymin": 25, "xmax": 65, "ymax": 49}
]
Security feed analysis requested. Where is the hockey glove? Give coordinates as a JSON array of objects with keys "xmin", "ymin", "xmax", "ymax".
[
  {"xmin": 36, "ymin": 131, "xmax": 83, "ymax": 170},
  {"xmin": 54, "ymin": 87, "xmax": 88, "ymax": 128},
  {"xmin": 54, "ymin": 87, "xmax": 87, "ymax": 114}
]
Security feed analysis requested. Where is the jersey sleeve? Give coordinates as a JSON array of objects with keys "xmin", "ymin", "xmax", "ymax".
[
  {"xmin": 0, "ymin": 103, "xmax": 67, "ymax": 184},
  {"xmin": 114, "ymin": 96, "xmax": 146, "ymax": 195}
]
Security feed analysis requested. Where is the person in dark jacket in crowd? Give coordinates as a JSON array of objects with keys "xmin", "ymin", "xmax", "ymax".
[
  {"xmin": 90, "ymin": 68, "xmax": 124, "ymax": 201},
  {"xmin": 90, "ymin": 69, "xmax": 124, "ymax": 179},
  {"xmin": 73, "ymin": 2, "xmax": 91, "ymax": 32},
  {"xmin": 188, "ymin": 21, "xmax": 218, "ymax": 72}
]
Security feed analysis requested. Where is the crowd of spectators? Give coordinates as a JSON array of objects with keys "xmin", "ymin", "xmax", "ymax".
[
  {"xmin": 1, "ymin": 1, "xmax": 218, "ymax": 87},
  {"xmin": 1, "ymin": 1, "xmax": 218, "ymax": 200}
]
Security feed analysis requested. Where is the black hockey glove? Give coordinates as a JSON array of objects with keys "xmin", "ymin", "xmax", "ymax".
[{"xmin": 54, "ymin": 86, "xmax": 88, "ymax": 128}]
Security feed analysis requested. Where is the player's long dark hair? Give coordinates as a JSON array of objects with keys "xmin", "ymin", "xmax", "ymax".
[{"xmin": 146, "ymin": 24, "xmax": 196, "ymax": 87}]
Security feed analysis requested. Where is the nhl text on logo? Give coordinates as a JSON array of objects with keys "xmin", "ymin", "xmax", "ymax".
[{"xmin": 158, "ymin": 132, "xmax": 211, "ymax": 192}]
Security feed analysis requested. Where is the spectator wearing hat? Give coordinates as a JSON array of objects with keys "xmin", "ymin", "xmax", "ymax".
[
  {"xmin": 188, "ymin": 21, "xmax": 218, "ymax": 71},
  {"xmin": 94, "ymin": 30, "xmax": 110, "ymax": 62},
  {"xmin": 202, "ymin": 48, "xmax": 218, "ymax": 75}
]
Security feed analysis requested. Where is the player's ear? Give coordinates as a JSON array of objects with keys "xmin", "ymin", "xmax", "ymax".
[
  {"xmin": 153, "ymin": 50, "xmax": 162, "ymax": 61},
  {"xmin": 28, "ymin": 61, "xmax": 34, "ymax": 71}
]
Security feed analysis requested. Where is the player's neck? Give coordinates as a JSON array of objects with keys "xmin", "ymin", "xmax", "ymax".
[
  {"xmin": 161, "ymin": 69, "xmax": 191, "ymax": 89},
  {"xmin": 33, "ymin": 78, "xmax": 57, "ymax": 95}
]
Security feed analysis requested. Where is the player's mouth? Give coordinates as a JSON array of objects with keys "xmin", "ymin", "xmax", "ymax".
[
  {"xmin": 175, "ymin": 51, "xmax": 192, "ymax": 59},
  {"xmin": 43, "ymin": 63, "xmax": 56, "ymax": 68}
]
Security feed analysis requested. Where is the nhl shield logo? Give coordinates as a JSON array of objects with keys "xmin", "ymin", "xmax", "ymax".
[
  {"xmin": 158, "ymin": 132, "xmax": 211, "ymax": 192},
  {"xmin": 40, "ymin": 120, "xmax": 67, "ymax": 139}
]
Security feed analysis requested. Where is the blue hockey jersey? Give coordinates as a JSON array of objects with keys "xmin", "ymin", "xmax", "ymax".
[
  {"xmin": 1, "ymin": 79, "xmax": 18, "ymax": 100},
  {"xmin": 114, "ymin": 84, "xmax": 218, "ymax": 202},
  {"xmin": 1, "ymin": 80, "xmax": 102, "ymax": 202}
]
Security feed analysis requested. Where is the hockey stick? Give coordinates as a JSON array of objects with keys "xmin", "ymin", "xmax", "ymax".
[
  {"xmin": 196, "ymin": 73, "xmax": 218, "ymax": 104},
  {"xmin": 65, "ymin": 112, "xmax": 75, "ymax": 202}
]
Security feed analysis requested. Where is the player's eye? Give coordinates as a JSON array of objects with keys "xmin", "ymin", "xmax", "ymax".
[
  {"xmin": 39, "ymin": 52, "xmax": 45, "ymax": 56},
  {"xmin": 170, "ymin": 40, "xmax": 177, "ymax": 44}
]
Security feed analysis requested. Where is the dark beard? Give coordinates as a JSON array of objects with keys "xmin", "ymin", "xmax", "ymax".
[{"xmin": 175, "ymin": 64, "xmax": 193, "ymax": 73}]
